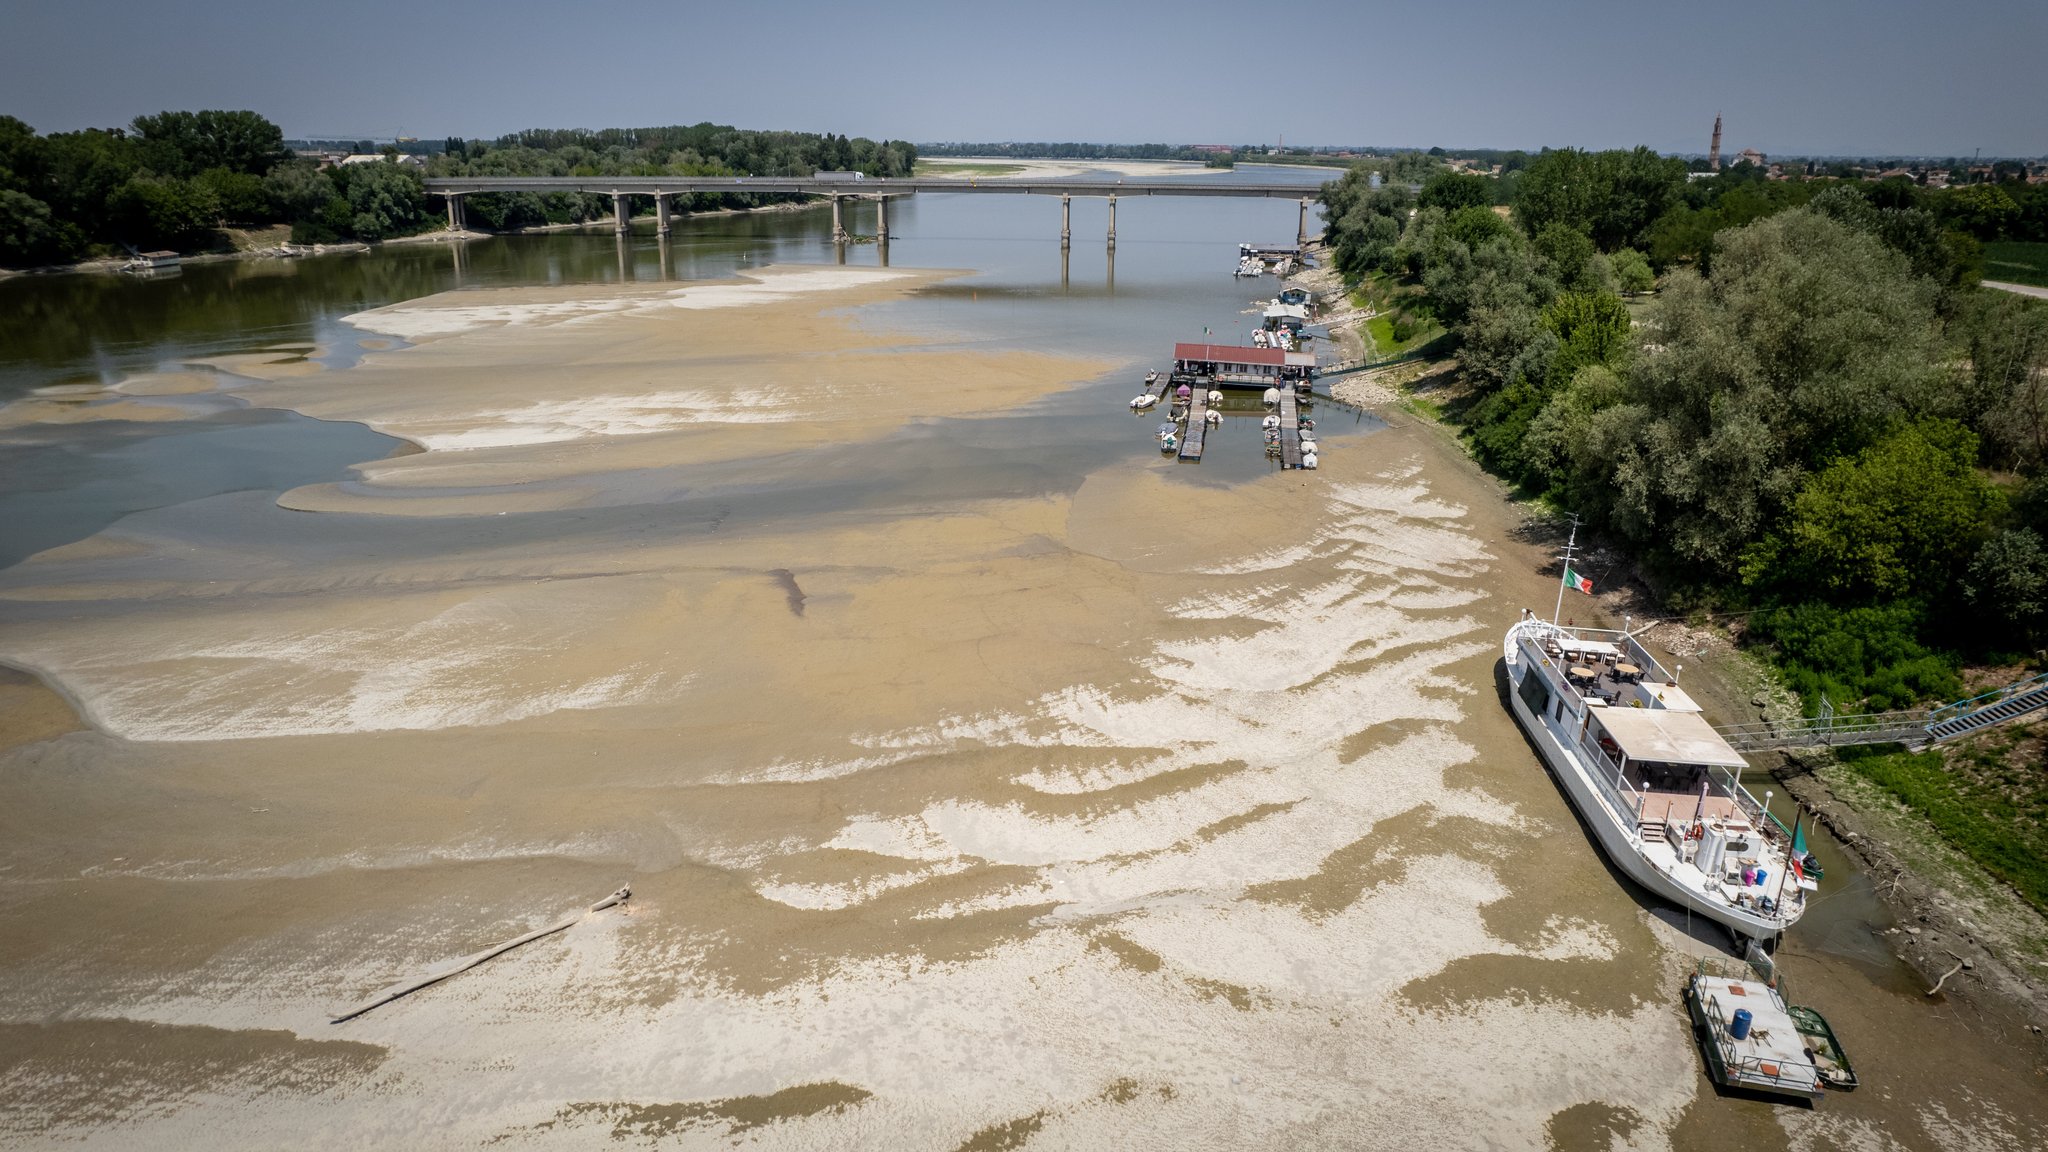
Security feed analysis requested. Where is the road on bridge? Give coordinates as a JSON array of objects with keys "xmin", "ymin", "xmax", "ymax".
[{"xmin": 424, "ymin": 174, "xmax": 1328, "ymax": 246}]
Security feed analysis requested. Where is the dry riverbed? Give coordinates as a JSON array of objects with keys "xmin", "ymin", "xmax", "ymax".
[{"xmin": 2, "ymin": 265, "xmax": 2045, "ymax": 1150}]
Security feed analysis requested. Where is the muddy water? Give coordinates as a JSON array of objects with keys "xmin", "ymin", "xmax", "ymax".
[{"xmin": 3, "ymin": 178, "xmax": 2046, "ymax": 1149}]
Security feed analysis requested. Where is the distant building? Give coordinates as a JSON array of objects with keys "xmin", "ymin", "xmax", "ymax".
[
  {"xmin": 1188, "ymin": 144, "xmax": 1233, "ymax": 155},
  {"xmin": 1736, "ymin": 148, "xmax": 1766, "ymax": 167}
]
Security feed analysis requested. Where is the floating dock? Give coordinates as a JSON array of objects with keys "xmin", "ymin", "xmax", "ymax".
[
  {"xmin": 1179, "ymin": 387, "xmax": 1210, "ymax": 461},
  {"xmin": 1278, "ymin": 388, "xmax": 1302, "ymax": 468}
]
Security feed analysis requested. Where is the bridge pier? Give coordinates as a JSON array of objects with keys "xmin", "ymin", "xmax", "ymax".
[
  {"xmin": 445, "ymin": 194, "xmax": 465, "ymax": 231},
  {"xmin": 655, "ymin": 194, "xmax": 672, "ymax": 237},
  {"xmin": 830, "ymin": 194, "xmax": 847, "ymax": 244},
  {"xmin": 1106, "ymin": 194, "xmax": 1116, "ymax": 250},
  {"xmin": 1298, "ymin": 198, "xmax": 1309, "ymax": 248},
  {"xmin": 612, "ymin": 192, "xmax": 629, "ymax": 235},
  {"xmin": 1060, "ymin": 193, "xmax": 1070, "ymax": 249},
  {"xmin": 875, "ymin": 195, "xmax": 888, "ymax": 244}
]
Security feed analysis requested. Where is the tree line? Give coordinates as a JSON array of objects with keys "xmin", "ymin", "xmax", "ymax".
[
  {"xmin": 1323, "ymin": 148, "xmax": 2048, "ymax": 713},
  {"xmin": 0, "ymin": 110, "xmax": 919, "ymax": 267},
  {"xmin": 432, "ymin": 124, "xmax": 914, "ymax": 233}
]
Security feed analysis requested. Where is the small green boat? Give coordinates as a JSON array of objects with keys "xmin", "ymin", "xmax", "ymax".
[{"xmin": 1785, "ymin": 1004, "xmax": 1859, "ymax": 1091}]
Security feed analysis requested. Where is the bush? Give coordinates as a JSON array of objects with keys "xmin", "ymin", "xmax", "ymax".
[{"xmin": 1748, "ymin": 601, "xmax": 1960, "ymax": 712}]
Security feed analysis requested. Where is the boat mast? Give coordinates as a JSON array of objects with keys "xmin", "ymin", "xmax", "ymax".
[{"xmin": 1552, "ymin": 514, "xmax": 1581, "ymax": 624}]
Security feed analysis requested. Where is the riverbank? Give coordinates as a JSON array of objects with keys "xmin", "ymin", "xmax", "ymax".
[
  {"xmin": 1340, "ymin": 335, "xmax": 2048, "ymax": 1040},
  {"xmin": 0, "ymin": 198, "xmax": 833, "ymax": 280}
]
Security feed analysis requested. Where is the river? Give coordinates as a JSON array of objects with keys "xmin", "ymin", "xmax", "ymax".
[{"xmin": 0, "ymin": 162, "xmax": 2041, "ymax": 1151}]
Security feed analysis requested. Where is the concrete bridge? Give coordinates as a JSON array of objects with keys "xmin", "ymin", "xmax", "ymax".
[{"xmin": 423, "ymin": 175, "xmax": 1325, "ymax": 249}]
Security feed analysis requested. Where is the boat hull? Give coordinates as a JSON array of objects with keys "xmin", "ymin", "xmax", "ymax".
[{"xmin": 1504, "ymin": 647, "xmax": 1788, "ymax": 945}]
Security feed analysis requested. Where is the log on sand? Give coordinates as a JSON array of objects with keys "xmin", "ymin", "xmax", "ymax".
[{"xmin": 331, "ymin": 885, "xmax": 631, "ymax": 1024}]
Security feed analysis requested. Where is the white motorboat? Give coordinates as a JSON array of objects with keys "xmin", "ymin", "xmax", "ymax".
[{"xmin": 1502, "ymin": 527, "xmax": 1812, "ymax": 948}]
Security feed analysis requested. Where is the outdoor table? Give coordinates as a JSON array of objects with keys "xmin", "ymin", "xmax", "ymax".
[
  {"xmin": 1615, "ymin": 662, "xmax": 1641, "ymax": 681},
  {"xmin": 1567, "ymin": 666, "xmax": 1598, "ymax": 684}
]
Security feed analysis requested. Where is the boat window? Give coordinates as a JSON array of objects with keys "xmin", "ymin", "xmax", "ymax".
[{"xmin": 1517, "ymin": 663, "xmax": 1551, "ymax": 718}]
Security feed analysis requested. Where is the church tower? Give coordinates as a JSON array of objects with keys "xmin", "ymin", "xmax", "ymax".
[{"xmin": 1709, "ymin": 114, "xmax": 1723, "ymax": 171}]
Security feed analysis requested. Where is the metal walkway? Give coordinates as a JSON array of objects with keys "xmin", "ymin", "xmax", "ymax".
[
  {"xmin": 1178, "ymin": 386, "xmax": 1209, "ymax": 462},
  {"xmin": 1278, "ymin": 388, "xmax": 1302, "ymax": 468},
  {"xmin": 1716, "ymin": 671, "xmax": 2048, "ymax": 753}
]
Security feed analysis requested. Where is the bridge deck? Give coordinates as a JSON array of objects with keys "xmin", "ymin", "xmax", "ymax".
[
  {"xmin": 1279, "ymin": 389, "xmax": 1302, "ymax": 469},
  {"xmin": 1179, "ymin": 387, "xmax": 1209, "ymax": 462},
  {"xmin": 425, "ymin": 176, "xmax": 1320, "ymax": 200}
]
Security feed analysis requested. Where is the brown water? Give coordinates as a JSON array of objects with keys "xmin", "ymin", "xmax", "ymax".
[{"xmin": 2, "ymin": 183, "xmax": 2044, "ymax": 1149}]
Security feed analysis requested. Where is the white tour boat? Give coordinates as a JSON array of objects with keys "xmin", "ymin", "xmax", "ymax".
[{"xmin": 1502, "ymin": 526, "xmax": 1812, "ymax": 948}]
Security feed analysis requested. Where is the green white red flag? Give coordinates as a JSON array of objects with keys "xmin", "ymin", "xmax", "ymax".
[{"xmin": 1565, "ymin": 566, "xmax": 1593, "ymax": 595}]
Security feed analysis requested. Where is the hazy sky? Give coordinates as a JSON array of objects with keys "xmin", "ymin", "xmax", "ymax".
[{"xmin": 5, "ymin": 0, "xmax": 2042, "ymax": 156}]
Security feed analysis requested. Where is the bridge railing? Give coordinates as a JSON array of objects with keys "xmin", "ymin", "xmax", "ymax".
[
  {"xmin": 1926, "ymin": 669, "xmax": 2048, "ymax": 725},
  {"xmin": 1716, "ymin": 709, "xmax": 1931, "ymax": 753}
]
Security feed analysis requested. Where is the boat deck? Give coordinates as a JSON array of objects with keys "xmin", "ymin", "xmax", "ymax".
[{"xmin": 1690, "ymin": 974, "xmax": 1824, "ymax": 1099}]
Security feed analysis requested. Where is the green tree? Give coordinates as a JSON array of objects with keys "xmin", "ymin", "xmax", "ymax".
[
  {"xmin": 1569, "ymin": 210, "xmax": 1949, "ymax": 570},
  {"xmin": 1543, "ymin": 291, "xmax": 1631, "ymax": 388},
  {"xmin": 1533, "ymin": 221, "xmax": 1596, "ymax": 289},
  {"xmin": 1513, "ymin": 146, "xmax": 1685, "ymax": 253},
  {"xmin": 130, "ymin": 110, "xmax": 289, "ymax": 177},
  {"xmin": 1442, "ymin": 204, "xmax": 1510, "ymax": 250},
  {"xmin": 336, "ymin": 160, "xmax": 427, "ymax": 240},
  {"xmin": 0, "ymin": 189, "xmax": 83, "ymax": 266},
  {"xmin": 106, "ymin": 174, "xmax": 219, "ymax": 249},
  {"xmin": 1966, "ymin": 528, "xmax": 2048, "ymax": 640},
  {"xmin": 1937, "ymin": 183, "xmax": 2020, "ymax": 240},
  {"xmin": 1969, "ymin": 293, "xmax": 2048, "ymax": 469},
  {"xmin": 1419, "ymin": 171, "xmax": 1491, "ymax": 212},
  {"xmin": 196, "ymin": 167, "xmax": 269, "ymax": 223},
  {"xmin": 1746, "ymin": 420, "xmax": 2001, "ymax": 602},
  {"xmin": 1610, "ymin": 247, "xmax": 1654, "ymax": 294}
]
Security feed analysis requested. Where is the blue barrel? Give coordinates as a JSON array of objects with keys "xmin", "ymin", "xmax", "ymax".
[{"xmin": 1730, "ymin": 1008, "xmax": 1754, "ymax": 1040}]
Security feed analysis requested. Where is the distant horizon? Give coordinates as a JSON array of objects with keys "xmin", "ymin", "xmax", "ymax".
[{"xmin": 271, "ymin": 131, "xmax": 2045, "ymax": 165}]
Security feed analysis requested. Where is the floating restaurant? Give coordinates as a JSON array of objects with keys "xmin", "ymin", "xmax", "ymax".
[{"xmin": 1169, "ymin": 342, "xmax": 1315, "ymax": 390}]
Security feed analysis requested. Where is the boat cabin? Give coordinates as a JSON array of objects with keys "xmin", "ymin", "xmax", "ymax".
[
  {"xmin": 1171, "ymin": 342, "xmax": 1315, "ymax": 388},
  {"xmin": 1261, "ymin": 302, "xmax": 1310, "ymax": 334}
]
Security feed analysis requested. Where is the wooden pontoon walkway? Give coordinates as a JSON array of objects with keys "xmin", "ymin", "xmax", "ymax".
[
  {"xmin": 1278, "ymin": 388, "xmax": 1302, "ymax": 468},
  {"xmin": 1178, "ymin": 386, "xmax": 1210, "ymax": 461}
]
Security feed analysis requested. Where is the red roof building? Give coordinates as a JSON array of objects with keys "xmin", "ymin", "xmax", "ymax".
[{"xmin": 1171, "ymin": 343, "xmax": 1314, "ymax": 386}]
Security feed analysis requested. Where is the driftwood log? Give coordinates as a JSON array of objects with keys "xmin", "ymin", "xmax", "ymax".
[
  {"xmin": 331, "ymin": 885, "xmax": 631, "ymax": 1024},
  {"xmin": 1926, "ymin": 949, "xmax": 1971, "ymax": 997}
]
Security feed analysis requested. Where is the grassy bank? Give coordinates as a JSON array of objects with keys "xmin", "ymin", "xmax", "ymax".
[
  {"xmin": 1841, "ymin": 730, "xmax": 2048, "ymax": 917},
  {"xmin": 1984, "ymin": 240, "xmax": 2048, "ymax": 287}
]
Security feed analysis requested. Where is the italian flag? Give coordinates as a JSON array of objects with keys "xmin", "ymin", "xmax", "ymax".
[{"xmin": 1565, "ymin": 566, "xmax": 1593, "ymax": 595}]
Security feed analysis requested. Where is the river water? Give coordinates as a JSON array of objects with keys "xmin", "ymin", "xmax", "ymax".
[{"xmin": 0, "ymin": 163, "xmax": 2042, "ymax": 1151}]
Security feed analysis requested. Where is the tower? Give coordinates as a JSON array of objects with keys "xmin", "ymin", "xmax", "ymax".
[{"xmin": 1709, "ymin": 113, "xmax": 1722, "ymax": 172}]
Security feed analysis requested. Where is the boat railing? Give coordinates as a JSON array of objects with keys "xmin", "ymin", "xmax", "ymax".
[
  {"xmin": 1575, "ymin": 724, "xmax": 1647, "ymax": 833},
  {"xmin": 1697, "ymin": 988, "xmax": 1824, "ymax": 1094},
  {"xmin": 1709, "ymin": 766, "xmax": 1783, "ymax": 846}
]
